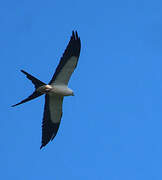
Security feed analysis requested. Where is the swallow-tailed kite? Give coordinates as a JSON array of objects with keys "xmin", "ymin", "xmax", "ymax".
[{"xmin": 12, "ymin": 31, "xmax": 81, "ymax": 149}]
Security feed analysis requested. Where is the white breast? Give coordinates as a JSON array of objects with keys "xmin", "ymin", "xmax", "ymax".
[{"xmin": 50, "ymin": 85, "xmax": 73, "ymax": 96}]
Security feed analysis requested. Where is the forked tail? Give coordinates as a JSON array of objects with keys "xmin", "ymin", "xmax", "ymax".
[{"xmin": 12, "ymin": 70, "xmax": 46, "ymax": 107}]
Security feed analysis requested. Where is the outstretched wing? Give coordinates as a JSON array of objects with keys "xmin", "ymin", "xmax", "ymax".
[
  {"xmin": 49, "ymin": 31, "xmax": 81, "ymax": 85},
  {"xmin": 40, "ymin": 94, "xmax": 63, "ymax": 149}
]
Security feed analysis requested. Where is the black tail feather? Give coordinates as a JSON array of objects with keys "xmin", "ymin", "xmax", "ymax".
[
  {"xmin": 12, "ymin": 70, "xmax": 46, "ymax": 107},
  {"xmin": 11, "ymin": 91, "xmax": 43, "ymax": 107},
  {"xmin": 21, "ymin": 70, "xmax": 46, "ymax": 89}
]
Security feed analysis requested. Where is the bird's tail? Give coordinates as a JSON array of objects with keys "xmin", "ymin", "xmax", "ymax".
[
  {"xmin": 11, "ymin": 70, "xmax": 46, "ymax": 107},
  {"xmin": 20, "ymin": 70, "xmax": 46, "ymax": 89}
]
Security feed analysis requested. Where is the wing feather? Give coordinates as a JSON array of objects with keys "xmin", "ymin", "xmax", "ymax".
[
  {"xmin": 49, "ymin": 31, "xmax": 81, "ymax": 85},
  {"xmin": 40, "ymin": 94, "xmax": 63, "ymax": 149}
]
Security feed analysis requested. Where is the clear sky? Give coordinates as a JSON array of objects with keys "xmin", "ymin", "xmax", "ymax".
[{"xmin": 1, "ymin": 0, "xmax": 162, "ymax": 179}]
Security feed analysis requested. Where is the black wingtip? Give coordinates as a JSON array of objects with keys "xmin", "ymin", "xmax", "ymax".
[
  {"xmin": 75, "ymin": 31, "xmax": 78, "ymax": 39},
  {"xmin": 40, "ymin": 145, "xmax": 44, "ymax": 149},
  {"xmin": 72, "ymin": 30, "xmax": 79, "ymax": 40}
]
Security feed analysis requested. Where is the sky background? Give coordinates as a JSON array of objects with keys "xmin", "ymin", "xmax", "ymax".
[{"xmin": 1, "ymin": 0, "xmax": 162, "ymax": 179}]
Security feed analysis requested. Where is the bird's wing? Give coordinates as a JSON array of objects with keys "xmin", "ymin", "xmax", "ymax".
[
  {"xmin": 49, "ymin": 31, "xmax": 81, "ymax": 85},
  {"xmin": 40, "ymin": 94, "xmax": 64, "ymax": 149}
]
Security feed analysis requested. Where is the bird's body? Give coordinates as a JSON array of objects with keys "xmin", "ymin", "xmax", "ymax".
[
  {"xmin": 12, "ymin": 31, "xmax": 81, "ymax": 149},
  {"xmin": 36, "ymin": 84, "xmax": 74, "ymax": 96}
]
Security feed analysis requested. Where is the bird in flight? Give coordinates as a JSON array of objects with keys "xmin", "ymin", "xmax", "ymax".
[{"xmin": 12, "ymin": 31, "xmax": 81, "ymax": 149}]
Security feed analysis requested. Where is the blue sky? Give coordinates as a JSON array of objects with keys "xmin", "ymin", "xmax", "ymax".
[{"xmin": 1, "ymin": 0, "xmax": 162, "ymax": 179}]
